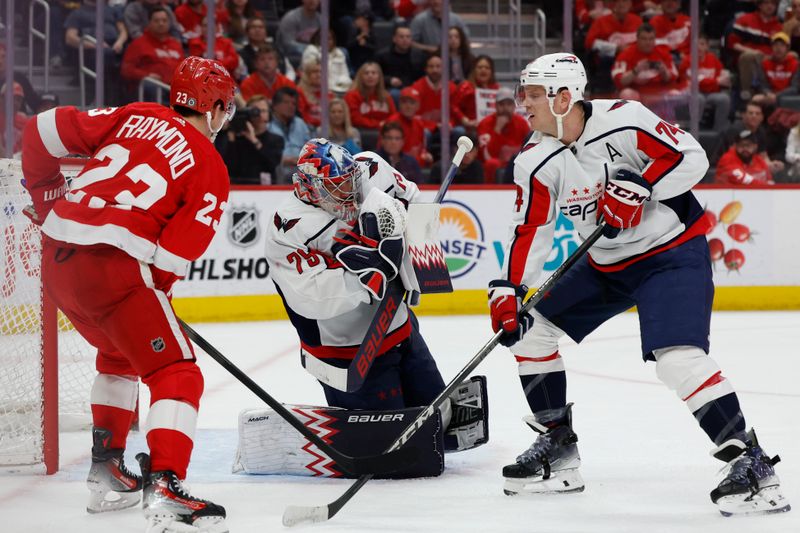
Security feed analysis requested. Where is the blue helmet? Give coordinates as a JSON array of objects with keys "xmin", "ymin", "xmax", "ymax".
[{"xmin": 293, "ymin": 138, "xmax": 362, "ymax": 222}]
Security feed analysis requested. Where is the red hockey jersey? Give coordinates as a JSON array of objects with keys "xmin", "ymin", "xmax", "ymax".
[
  {"xmin": 21, "ymin": 103, "xmax": 229, "ymax": 278},
  {"xmin": 762, "ymin": 55, "xmax": 799, "ymax": 92},
  {"xmin": 121, "ymin": 30, "xmax": 184, "ymax": 84}
]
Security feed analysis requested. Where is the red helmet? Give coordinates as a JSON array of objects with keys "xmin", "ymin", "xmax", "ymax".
[{"xmin": 170, "ymin": 56, "xmax": 236, "ymax": 117}]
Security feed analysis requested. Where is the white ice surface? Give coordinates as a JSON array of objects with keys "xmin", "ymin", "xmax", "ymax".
[{"xmin": 1, "ymin": 311, "xmax": 799, "ymax": 533}]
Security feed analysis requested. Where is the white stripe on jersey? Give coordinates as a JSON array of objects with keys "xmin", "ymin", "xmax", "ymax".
[{"xmin": 37, "ymin": 108, "xmax": 69, "ymax": 157}]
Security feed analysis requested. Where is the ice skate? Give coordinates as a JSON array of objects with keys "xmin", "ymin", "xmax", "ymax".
[
  {"xmin": 137, "ymin": 453, "xmax": 229, "ymax": 533},
  {"xmin": 86, "ymin": 427, "xmax": 143, "ymax": 514},
  {"xmin": 503, "ymin": 403, "xmax": 584, "ymax": 495},
  {"xmin": 710, "ymin": 429, "xmax": 791, "ymax": 517}
]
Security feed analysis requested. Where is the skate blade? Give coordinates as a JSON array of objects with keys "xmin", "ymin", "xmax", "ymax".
[
  {"xmin": 145, "ymin": 512, "xmax": 199, "ymax": 533},
  {"xmin": 717, "ymin": 484, "xmax": 791, "ymax": 517},
  {"xmin": 503, "ymin": 469, "xmax": 585, "ymax": 495},
  {"xmin": 86, "ymin": 489, "xmax": 141, "ymax": 514}
]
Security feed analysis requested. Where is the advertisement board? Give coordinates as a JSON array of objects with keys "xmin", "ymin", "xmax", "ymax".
[{"xmin": 171, "ymin": 186, "xmax": 800, "ymax": 320}]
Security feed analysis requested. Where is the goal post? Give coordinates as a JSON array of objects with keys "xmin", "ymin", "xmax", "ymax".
[{"xmin": 0, "ymin": 158, "xmax": 95, "ymax": 474}]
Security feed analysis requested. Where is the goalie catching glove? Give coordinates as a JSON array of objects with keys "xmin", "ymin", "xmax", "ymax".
[
  {"xmin": 599, "ymin": 169, "xmax": 652, "ymax": 239},
  {"xmin": 335, "ymin": 211, "xmax": 404, "ymax": 301},
  {"xmin": 489, "ymin": 280, "xmax": 534, "ymax": 348}
]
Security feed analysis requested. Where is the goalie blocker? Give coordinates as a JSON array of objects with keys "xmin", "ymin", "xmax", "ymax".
[{"xmin": 234, "ymin": 377, "xmax": 488, "ymax": 479}]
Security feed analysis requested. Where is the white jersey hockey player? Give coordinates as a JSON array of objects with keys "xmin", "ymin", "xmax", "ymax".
[
  {"xmin": 265, "ymin": 139, "xmax": 449, "ymax": 411},
  {"xmin": 487, "ymin": 53, "xmax": 789, "ymax": 517}
]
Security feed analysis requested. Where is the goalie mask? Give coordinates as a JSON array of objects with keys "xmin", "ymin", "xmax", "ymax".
[
  {"xmin": 293, "ymin": 139, "xmax": 363, "ymax": 222},
  {"xmin": 516, "ymin": 53, "xmax": 587, "ymax": 140}
]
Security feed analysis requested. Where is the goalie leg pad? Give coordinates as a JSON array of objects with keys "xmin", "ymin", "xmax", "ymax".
[
  {"xmin": 234, "ymin": 404, "xmax": 444, "ymax": 479},
  {"xmin": 444, "ymin": 375, "xmax": 489, "ymax": 452}
]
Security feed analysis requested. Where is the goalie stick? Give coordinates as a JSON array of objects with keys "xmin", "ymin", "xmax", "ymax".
[
  {"xmin": 303, "ymin": 135, "xmax": 474, "ymax": 393},
  {"xmin": 282, "ymin": 223, "xmax": 607, "ymax": 526},
  {"xmin": 178, "ymin": 319, "xmax": 420, "ymax": 476}
]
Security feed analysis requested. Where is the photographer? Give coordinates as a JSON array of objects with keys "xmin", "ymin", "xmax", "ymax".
[{"xmin": 221, "ymin": 95, "xmax": 285, "ymax": 185}]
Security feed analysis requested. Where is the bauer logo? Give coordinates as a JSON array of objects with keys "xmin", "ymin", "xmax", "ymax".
[
  {"xmin": 228, "ymin": 206, "xmax": 260, "ymax": 247},
  {"xmin": 439, "ymin": 200, "xmax": 487, "ymax": 278}
]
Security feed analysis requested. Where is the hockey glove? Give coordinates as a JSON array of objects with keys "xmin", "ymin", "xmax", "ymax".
[
  {"xmin": 336, "ymin": 235, "xmax": 404, "ymax": 301},
  {"xmin": 488, "ymin": 280, "xmax": 534, "ymax": 347},
  {"xmin": 332, "ymin": 212, "xmax": 382, "ymax": 255},
  {"xmin": 20, "ymin": 174, "xmax": 67, "ymax": 226},
  {"xmin": 599, "ymin": 169, "xmax": 652, "ymax": 239}
]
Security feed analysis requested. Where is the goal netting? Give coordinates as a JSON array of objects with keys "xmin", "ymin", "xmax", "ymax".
[{"xmin": 0, "ymin": 158, "xmax": 95, "ymax": 473}]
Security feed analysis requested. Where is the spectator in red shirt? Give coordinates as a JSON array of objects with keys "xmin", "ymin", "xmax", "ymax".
[
  {"xmin": 240, "ymin": 47, "xmax": 298, "ymax": 102},
  {"xmin": 477, "ymin": 87, "xmax": 530, "ymax": 183},
  {"xmin": 678, "ymin": 34, "xmax": 731, "ymax": 130},
  {"xmin": 454, "ymin": 55, "xmax": 500, "ymax": 129},
  {"xmin": 384, "ymin": 87, "xmax": 433, "ymax": 166},
  {"xmin": 410, "ymin": 53, "xmax": 466, "ymax": 131},
  {"xmin": 344, "ymin": 61, "xmax": 396, "ymax": 130},
  {"xmin": 585, "ymin": 0, "xmax": 643, "ymax": 93},
  {"xmin": 613, "ymin": 23, "xmax": 678, "ymax": 102},
  {"xmin": 585, "ymin": 0, "xmax": 642, "ymax": 58},
  {"xmin": 174, "ymin": 0, "xmax": 229, "ymax": 41},
  {"xmin": 753, "ymin": 32, "xmax": 799, "ymax": 107},
  {"xmin": 650, "ymin": 0, "xmax": 690, "ymax": 62},
  {"xmin": 121, "ymin": 7, "xmax": 184, "ymax": 97},
  {"xmin": 187, "ymin": 34, "xmax": 241, "ymax": 79},
  {"xmin": 727, "ymin": 0, "xmax": 782, "ymax": 101},
  {"xmin": 575, "ymin": 0, "xmax": 610, "ymax": 30},
  {"xmin": 715, "ymin": 130, "xmax": 774, "ymax": 185}
]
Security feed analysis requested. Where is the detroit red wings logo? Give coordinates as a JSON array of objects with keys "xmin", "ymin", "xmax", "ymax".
[
  {"xmin": 291, "ymin": 407, "xmax": 342, "ymax": 477},
  {"xmin": 273, "ymin": 213, "xmax": 300, "ymax": 232}
]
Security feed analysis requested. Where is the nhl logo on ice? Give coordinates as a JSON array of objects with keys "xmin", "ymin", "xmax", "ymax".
[
  {"xmin": 228, "ymin": 207, "xmax": 260, "ymax": 247},
  {"xmin": 151, "ymin": 337, "xmax": 165, "ymax": 352}
]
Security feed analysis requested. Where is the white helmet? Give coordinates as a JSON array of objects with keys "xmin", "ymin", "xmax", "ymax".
[{"xmin": 518, "ymin": 53, "xmax": 587, "ymax": 140}]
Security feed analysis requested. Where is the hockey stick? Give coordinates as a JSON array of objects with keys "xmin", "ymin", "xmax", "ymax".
[
  {"xmin": 282, "ymin": 223, "xmax": 606, "ymax": 526},
  {"xmin": 178, "ymin": 319, "xmax": 419, "ymax": 476},
  {"xmin": 302, "ymin": 136, "xmax": 475, "ymax": 393}
]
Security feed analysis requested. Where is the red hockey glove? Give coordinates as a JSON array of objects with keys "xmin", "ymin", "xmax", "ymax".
[
  {"xmin": 599, "ymin": 169, "xmax": 652, "ymax": 239},
  {"xmin": 20, "ymin": 174, "xmax": 67, "ymax": 226},
  {"xmin": 488, "ymin": 280, "xmax": 534, "ymax": 347}
]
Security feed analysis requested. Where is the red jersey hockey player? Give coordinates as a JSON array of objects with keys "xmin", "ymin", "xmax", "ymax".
[{"xmin": 21, "ymin": 56, "xmax": 235, "ymax": 533}]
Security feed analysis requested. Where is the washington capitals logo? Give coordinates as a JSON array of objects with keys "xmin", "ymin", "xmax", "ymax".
[
  {"xmin": 273, "ymin": 213, "xmax": 300, "ymax": 232},
  {"xmin": 609, "ymin": 100, "xmax": 630, "ymax": 111},
  {"xmin": 228, "ymin": 207, "xmax": 260, "ymax": 247},
  {"xmin": 356, "ymin": 156, "xmax": 379, "ymax": 178},
  {"xmin": 554, "ymin": 55, "xmax": 579, "ymax": 64}
]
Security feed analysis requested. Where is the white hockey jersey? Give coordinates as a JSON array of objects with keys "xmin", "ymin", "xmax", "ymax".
[
  {"xmin": 266, "ymin": 151, "xmax": 420, "ymax": 361},
  {"xmin": 501, "ymin": 99, "xmax": 710, "ymax": 288}
]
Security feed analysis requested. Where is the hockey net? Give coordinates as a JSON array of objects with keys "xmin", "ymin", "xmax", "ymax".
[{"xmin": 0, "ymin": 158, "xmax": 95, "ymax": 473}]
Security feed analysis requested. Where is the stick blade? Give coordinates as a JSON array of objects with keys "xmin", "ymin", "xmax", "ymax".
[
  {"xmin": 282, "ymin": 505, "xmax": 331, "ymax": 527},
  {"xmin": 335, "ymin": 445, "xmax": 419, "ymax": 476}
]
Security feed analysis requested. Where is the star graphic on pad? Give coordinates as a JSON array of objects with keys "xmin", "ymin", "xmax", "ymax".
[
  {"xmin": 571, "ymin": 188, "xmax": 578, "ymax": 195},
  {"xmin": 583, "ymin": 187, "xmax": 590, "ymax": 194},
  {"xmin": 378, "ymin": 391, "xmax": 387, "ymax": 400}
]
